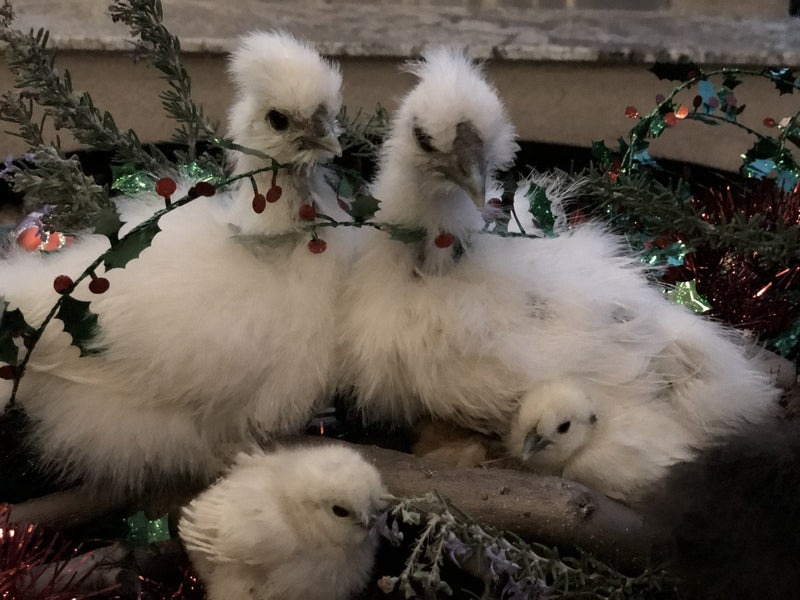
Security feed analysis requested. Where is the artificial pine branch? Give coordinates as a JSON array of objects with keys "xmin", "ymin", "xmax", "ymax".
[
  {"xmin": 108, "ymin": 0, "xmax": 220, "ymax": 160},
  {"xmin": 0, "ymin": 2, "xmax": 161, "ymax": 172},
  {"xmin": 0, "ymin": 90, "xmax": 46, "ymax": 147},
  {"xmin": 580, "ymin": 169, "xmax": 800, "ymax": 270},
  {"xmin": 4, "ymin": 147, "xmax": 114, "ymax": 234},
  {"xmin": 337, "ymin": 104, "xmax": 390, "ymax": 159}
]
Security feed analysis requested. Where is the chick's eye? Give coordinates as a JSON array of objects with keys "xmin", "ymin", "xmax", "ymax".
[
  {"xmin": 413, "ymin": 126, "xmax": 435, "ymax": 153},
  {"xmin": 556, "ymin": 421, "xmax": 571, "ymax": 434},
  {"xmin": 267, "ymin": 110, "xmax": 289, "ymax": 132},
  {"xmin": 331, "ymin": 505, "xmax": 350, "ymax": 518}
]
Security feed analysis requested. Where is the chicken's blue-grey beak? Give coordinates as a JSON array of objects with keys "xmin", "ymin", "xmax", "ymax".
[
  {"xmin": 522, "ymin": 430, "xmax": 552, "ymax": 460},
  {"xmin": 298, "ymin": 130, "xmax": 342, "ymax": 157},
  {"xmin": 440, "ymin": 121, "xmax": 486, "ymax": 210}
]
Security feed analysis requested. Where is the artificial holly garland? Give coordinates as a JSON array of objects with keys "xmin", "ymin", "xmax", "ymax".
[{"xmin": 582, "ymin": 63, "xmax": 800, "ymax": 360}]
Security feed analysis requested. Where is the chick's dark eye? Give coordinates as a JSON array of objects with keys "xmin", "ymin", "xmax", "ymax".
[
  {"xmin": 556, "ymin": 421, "xmax": 571, "ymax": 434},
  {"xmin": 413, "ymin": 126, "xmax": 435, "ymax": 153},
  {"xmin": 267, "ymin": 110, "xmax": 289, "ymax": 132},
  {"xmin": 332, "ymin": 505, "xmax": 350, "ymax": 518}
]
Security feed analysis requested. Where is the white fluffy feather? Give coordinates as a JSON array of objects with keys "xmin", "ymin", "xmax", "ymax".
[
  {"xmin": 0, "ymin": 31, "xmax": 351, "ymax": 497},
  {"xmin": 339, "ymin": 46, "xmax": 780, "ymax": 479},
  {"xmin": 179, "ymin": 445, "xmax": 385, "ymax": 600}
]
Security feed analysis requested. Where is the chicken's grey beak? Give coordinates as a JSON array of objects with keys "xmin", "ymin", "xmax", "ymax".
[
  {"xmin": 298, "ymin": 130, "xmax": 342, "ymax": 157},
  {"xmin": 522, "ymin": 430, "xmax": 552, "ymax": 460},
  {"xmin": 458, "ymin": 165, "xmax": 487, "ymax": 211},
  {"xmin": 442, "ymin": 120, "xmax": 486, "ymax": 210}
]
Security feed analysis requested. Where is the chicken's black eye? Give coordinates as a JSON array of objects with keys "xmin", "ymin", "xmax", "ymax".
[
  {"xmin": 556, "ymin": 421, "xmax": 571, "ymax": 434},
  {"xmin": 332, "ymin": 504, "xmax": 350, "ymax": 518},
  {"xmin": 267, "ymin": 110, "xmax": 289, "ymax": 132},
  {"xmin": 413, "ymin": 126, "xmax": 436, "ymax": 153}
]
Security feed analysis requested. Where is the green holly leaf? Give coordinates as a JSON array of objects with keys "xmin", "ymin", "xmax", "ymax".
[
  {"xmin": 649, "ymin": 62, "xmax": 703, "ymax": 82},
  {"xmin": 103, "ymin": 221, "xmax": 161, "ymax": 270},
  {"xmin": 526, "ymin": 183, "xmax": 555, "ymax": 237},
  {"xmin": 55, "ymin": 296, "xmax": 100, "ymax": 357},
  {"xmin": 768, "ymin": 68, "xmax": 797, "ymax": 95},
  {"xmin": 722, "ymin": 73, "xmax": 743, "ymax": 90},
  {"xmin": 349, "ymin": 193, "xmax": 380, "ymax": 223},
  {"xmin": 93, "ymin": 206, "xmax": 123, "ymax": 242},
  {"xmin": 387, "ymin": 225, "xmax": 426, "ymax": 244},
  {"xmin": 0, "ymin": 300, "xmax": 36, "ymax": 365},
  {"xmin": 590, "ymin": 140, "xmax": 614, "ymax": 169},
  {"xmin": 744, "ymin": 137, "xmax": 782, "ymax": 161}
]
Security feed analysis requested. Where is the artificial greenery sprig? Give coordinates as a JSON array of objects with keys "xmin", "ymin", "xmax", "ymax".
[
  {"xmin": 0, "ymin": 2, "xmax": 161, "ymax": 171},
  {"xmin": 108, "ymin": 0, "xmax": 220, "ymax": 160},
  {"xmin": 377, "ymin": 493, "xmax": 675, "ymax": 600}
]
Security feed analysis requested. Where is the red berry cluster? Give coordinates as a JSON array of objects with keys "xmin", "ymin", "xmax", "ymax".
[
  {"xmin": 252, "ymin": 172, "xmax": 282, "ymax": 213},
  {"xmin": 53, "ymin": 271, "xmax": 110, "ymax": 295}
]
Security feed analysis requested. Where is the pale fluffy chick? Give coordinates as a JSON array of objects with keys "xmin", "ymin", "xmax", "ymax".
[
  {"xmin": 0, "ymin": 31, "xmax": 351, "ymax": 499},
  {"xmin": 506, "ymin": 381, "xmax": 697, "ymax": 503},
  {"xmin": 179, "ymin": 445, "xmax": 385, "ymax": 600}
]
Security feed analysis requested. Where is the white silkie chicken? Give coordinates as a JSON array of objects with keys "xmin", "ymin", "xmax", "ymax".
[
  {"xmin": 338, "ymin": 48, "xmax": 780, "ymax": 498},
  {"xmin": 179, "ymin": 445, "xmax": 385, "ymax": 600},
  {"xmin": 0, "ymin": 31, "xmax": 351, "ymax": 500}
]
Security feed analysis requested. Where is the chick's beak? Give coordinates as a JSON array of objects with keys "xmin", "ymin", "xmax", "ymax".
[
  {"xmin": 459, "ymin": 164, "xmax": 487, "ymax": 211},
  {"xmin": 442, "ymin": 120, "xmax": 486, "ymax": 210},
  {"xmin": 298, "ymin": 129, "xmax": 342, "ymax": 157},
  {"xmin": 522, "ymin": 430, "xmax": 552, "ymax": 460}
]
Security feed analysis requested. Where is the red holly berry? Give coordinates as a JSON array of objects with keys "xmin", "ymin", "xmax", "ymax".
[
  {"xmin": 266, "ymin": 185, "xmax": 282, "ymax": 203},
  {"xmin": 488, "ymin": 197, "xmax": 503, "ymax": 208},
  {"xmin": 299, "ymin": 204, "xmax": 318, "ymax": 221},
  {"xmin": 664, "ymin": 112, "xmax": 678, "ymax": 127},
  {"xmin": 252, "ymin": 193, "xmax": 267, "ymax": 214},
  {"xmin": 53, "ymin": 275, "xmax": 73, "ymax": 294},
  {"xmin": 308, "ymin": 239, "xmax": 327, "ymax": 254},
  {"xmin": 624, "ymin": 106, "xmax": 639, "ymax": 119},
  {"xmin": 155, "ymin": 177, "xmax": 177, "ymax": 198},
  {"xmin": 434, "ymin": 232, "xmax": 455, "ymax": 249},
  {"xmin": 0, "ymin": 365, "xmax": 15, "ymax": 380},
  {"xmin": 763, "ymin": 117, "xmax": 776, "ymax": 128},
  {"xmin": 192, "ymin": 181, "xmax": 216, "ymax": 196},
  {"xmin": 89, "ymin": 277, "xmax": 110, "ymax": 294}
]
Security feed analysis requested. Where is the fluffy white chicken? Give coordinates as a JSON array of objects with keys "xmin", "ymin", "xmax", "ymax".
[
  {"xmin": 505, "ymin": 380, "xmax": 697, "ymax": 502},
  {"xmin": 179, "ymin": 444, "xmax": 385, "ymax": 600},
  {"xmin": 339, "ymin": 47, "xmax": 780, "ymax": 489},
  {"xmin": 0, "ymin": 31, "xmax": 350, "ymax": 499}
]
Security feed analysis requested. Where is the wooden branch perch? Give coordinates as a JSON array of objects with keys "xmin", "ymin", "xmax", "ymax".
[
  {"xmin": 299, "ymin": 437, "xmax": 658, "ymax": 570},
  {"xmin": 7, "ymin": 436, "xmax": 658, "ymax": 593}
]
